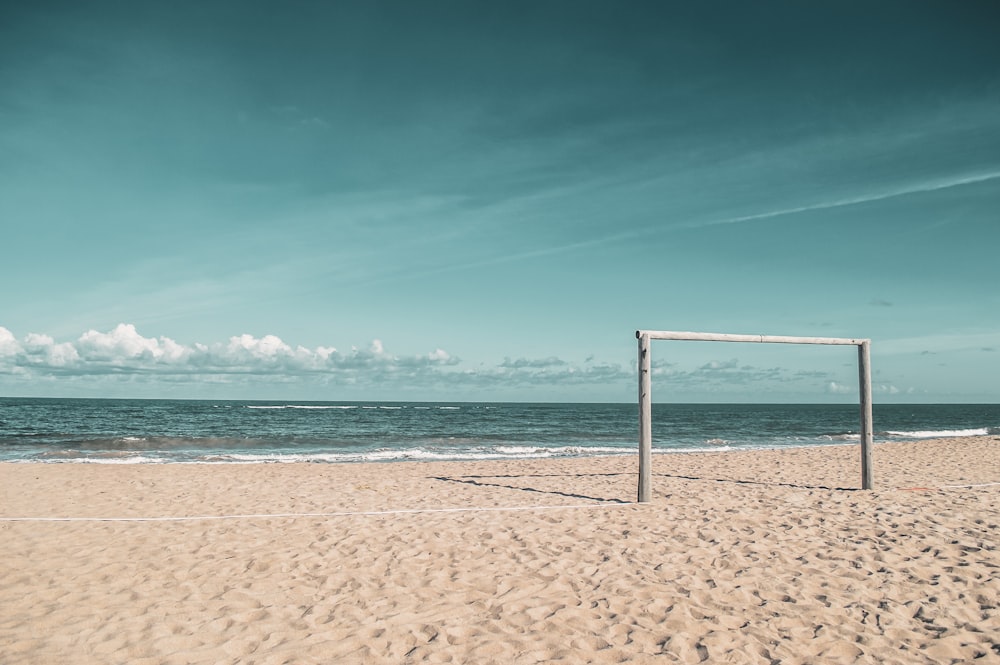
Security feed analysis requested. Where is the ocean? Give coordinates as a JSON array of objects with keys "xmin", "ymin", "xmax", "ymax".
[{"xmin": 0, "ymin": 398, "xmax": 996, "ymax": 464}]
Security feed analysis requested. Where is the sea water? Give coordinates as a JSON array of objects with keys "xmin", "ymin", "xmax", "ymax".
[{"xmin": 0, "ymin": 398, "xmax": 996, "ymax": 464}]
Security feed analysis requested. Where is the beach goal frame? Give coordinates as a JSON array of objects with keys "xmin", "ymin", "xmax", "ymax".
[{"xmin": 635, "ymin": 330, "xmax": 874, "ymax": 502}]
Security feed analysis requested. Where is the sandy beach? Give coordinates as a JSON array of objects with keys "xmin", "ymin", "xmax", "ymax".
[{"xmin": 2, "ymin": 437, "xmax": 998, "ymax": 664}]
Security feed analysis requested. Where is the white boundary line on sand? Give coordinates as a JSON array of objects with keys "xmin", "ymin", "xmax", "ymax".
[
  {"xmin": 0, "ymin": 502, "xmax": 634, "ymax": 523},
  {"xmin": 896, "ymin": 482, "xmax": 1000, "ymax": 491},
  {"xmin": 939, "ymin": 482, "xmax": 1000, "ymax": 489}
]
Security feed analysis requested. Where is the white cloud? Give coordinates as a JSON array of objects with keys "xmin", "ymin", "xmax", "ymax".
[
  {"xmin": 462, "ymin": 360, "xmax": 631, "ymax": 387},
  {"xmin": 224, "ymin": 333, "xmax": 292, "ymax": 364},
  {"xmin": 500, "ymin": 356, "xmax": 568, "ymax": 369},
  {"xmin": 428, "ymin": 349, "xmax": 451, "ymax": 363},
  {"xmin": 826, "ymin": 381, "xmax": 853, "ymax": 394},
  {"xmin": 700, "ymin": 358, "xmax": 739, "ymax": 371},
  {"xmin": 23, "ymin": 332, "xmax": 54, "ymax": 348},
  {"xmin": 0, "ymin": 327, "xmax": 22, "ymax": 357},
  {"xmin": 824, "ymin": 380, "xmax": 899, "ymax": 396},
  {"xmin": 22, "ymin": 332, "xmax": 79, "ymax": 367},
  {"xmin": 0, "ymin": 323, "xmax": 463, "ymax": 381},
  {"xmin": 77, "ymin": 323, "xmax": 187, "ymax": 363}
]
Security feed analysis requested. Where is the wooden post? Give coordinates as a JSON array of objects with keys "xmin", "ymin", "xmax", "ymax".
[
  {"xmin": 637, "ymin": 332, "xmax": 652, "ymax": 503},
  {"xmin": 858, "ymin": 340, "xmax": 874, "ymax": 490}
]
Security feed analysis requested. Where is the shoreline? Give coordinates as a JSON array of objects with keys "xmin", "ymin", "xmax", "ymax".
[
  {"xmin": 1, "ymin": 433, "xmax": 993, "ymax": 467},
  {"xmin": 2, "ymin": 437, "xmax": 998, "ymax": 663}
]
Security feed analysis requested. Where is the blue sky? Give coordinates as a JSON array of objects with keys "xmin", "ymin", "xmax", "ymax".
[{"xmin": 1, "ymin": 1, "xmax": 998, "ymax": 402}]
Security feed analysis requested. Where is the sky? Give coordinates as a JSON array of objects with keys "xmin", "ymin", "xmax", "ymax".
[{"xmin": 1, "ymin": 1, "xmax": 999, "ymax": 403}]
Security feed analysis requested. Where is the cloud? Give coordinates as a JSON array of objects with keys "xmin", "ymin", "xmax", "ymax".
[
  {"xmin": 814, "ymin": 373, "xmax": 909, "ymax": 398},
  {"xmin": 699, "ymin": 358, "xmax": 739, "ymax": 371},
  {"xmin": 652, "ymin": 359, "xmax": 815, "ymax": 390},
  {"xmin": 826, "ymin": 381, "xmax": 853, "ymax": 394},
  {"xmin": 687, "ymin": 170, "xmax": 1000, "ymax": 230},
  {"xmin": 500, "ymin": 356, "xmax": 568, "ymax": 369},
  {"xmin": 869, "ymin": 299, "xmax": 893, "ymax": 307},
  {"xmin": 225, "ymin": 333, "xmax": 293, "ymax": 361},
  {"xmin": 77, "ymin": 323, "xmax": 188, "ymax": 364},
  {"xmin": 0, "ymin": 327, "xmax": 21, "ymax": 357},
  {"xmin": 795, "ymin": 370, "xmax": 830, "ymax": 378},
  {"xmin": 407, "ymin": 168, "xmax": 1000, "ymax": 283},
  {"xmin": 22, "ymin": 332, "xmax": 79, "ymax": 367},
  {"xmin": 462, "ymin": 360, "xmax": 631, "ymax": 387},
  {"xmin": 0, "ymin": 324, "xmax": 460, "ymax": 380},
  {"xmin": 0, "ymin": 324, "xmax": 879, "ymax": 398}
]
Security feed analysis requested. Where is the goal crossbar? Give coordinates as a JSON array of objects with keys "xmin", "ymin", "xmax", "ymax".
[
  {"xmin": 635, "ymin": 330, "xmax": 874, "ymax": 502},
  {"xmin": 641, "ymin": 330, "xmax": 867, "ymax": 345}
]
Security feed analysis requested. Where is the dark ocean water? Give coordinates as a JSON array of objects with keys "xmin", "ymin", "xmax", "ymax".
[{"xmin": 0, "ymin": 398, "xmax": 997, "ymax": 464}]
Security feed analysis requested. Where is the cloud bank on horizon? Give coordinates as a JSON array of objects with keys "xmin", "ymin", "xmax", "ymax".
[
  {"xmin": 0, "ymin": 322, "xmax": 946, "ymax": 402},
  {"xmin": 0, "ymin": 323, "xmax": 454, "ymax": 378}
]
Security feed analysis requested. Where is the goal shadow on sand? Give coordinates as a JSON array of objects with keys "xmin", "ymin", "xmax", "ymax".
[
  {"xmin": 432, "ymin": 471, "xmax": 858, "ymax": 503},
  {"xmin": 653, "ymin": 472, "xmax": 859, "ymax": 492},
  {"xmin": 430, "ymin": 466, "xmax": 860, "ymax": 504}
]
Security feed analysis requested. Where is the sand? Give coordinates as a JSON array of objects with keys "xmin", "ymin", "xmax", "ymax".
[{"xmin": 1, "ymin": 437, "xmax": 998, "ymax": 664}]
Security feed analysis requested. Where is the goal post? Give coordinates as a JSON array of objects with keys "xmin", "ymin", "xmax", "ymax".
[{"xmin": 635, "ymin": 330, "xmax": 874, "ymax": 502}]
